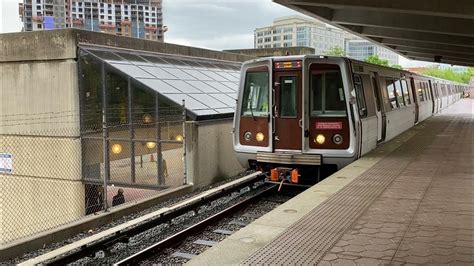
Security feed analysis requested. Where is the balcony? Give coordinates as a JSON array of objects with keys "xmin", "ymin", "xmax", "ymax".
[
  {"xmin": 73, "ymin": 18, "xmax": 83, "ymax": 25},
  {"xmin": 144, "ymin": 25, "xmax": 157, "ymax": 30},
  {"xmin": 32, "ymin": 15, "xmax": 43, "ymax": 22}
]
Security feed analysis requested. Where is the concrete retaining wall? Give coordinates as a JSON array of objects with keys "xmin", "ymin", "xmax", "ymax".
[
  {"xmin": 186, "ymin": 119, "xmax": 244, "ymax": 188},
  {"xmin": 0, "ymin": 58, "xmax": 83, "ymax": 246}
]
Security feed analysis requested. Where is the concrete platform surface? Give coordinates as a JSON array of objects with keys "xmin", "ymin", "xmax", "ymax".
[{"xmin": 187, "ymin": 99, "xmax": 473, "ymax": 265}]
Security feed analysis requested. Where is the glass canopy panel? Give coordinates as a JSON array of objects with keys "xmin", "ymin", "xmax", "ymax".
[
  {"xmin": 210, "ymin": 93, "xmax": 236, "ymax": 107},
  {"xmin": 217, "ymin": 71, "xmax": 239, "ymax": 82},
  {"xmin": 199, "ymin": 70, "xmax": 228, "ymax": 81},
  {"xmin": 116, "ymin": 52, "xmax": 148, "ymax": 63},
  {"xmin": 185, "ymin": 80, "xmax": 220, "ymax": 93},
  {"xmin": 89, "ymin": 50, "xmax": 124, "ymax": 63},
  {"xmin": 193, "ymin": 109, "xmax": 219, "ymax": 116},
  {"xmin": 110, "ymin": 63, "xmax": 155, "ymax": 79},
  {"xmin": 162, "ymin": 68, "xmax": 196, "ymax": 80},
  {"xmin": 190, "ymin": 94, "xmax": 228, "ymax": 108},
  {"xmin": 136, "ymin": 79, "xmax": 181, "ymax": 94},
  {"xmin": 215, "ymin": 108, "xmax": 235, "ymax": 113},
  {"xmin": 181, "ymin": 69, "xmax": 214, "ymax": 81},
  {"xmin": 139, "ymin": 66, "xmax": 177, "ymax": 79},
  {"xmin": 205, "ymin": 81, "xmax": 235, "ymax": 93},
  {"xmin": 163, "ymin": 94, "xmax": 208, "ymax": 110},
  {"xmin": 164, "ymin": 79, "xmax": 202, "ymax": 93},
  {"xmin": 221, "ymin": 81, "xmax": 238, "ymax": 92},
  {"xmin": 140, "ymin": 55, "xmax": 171, "ymax": 67}
]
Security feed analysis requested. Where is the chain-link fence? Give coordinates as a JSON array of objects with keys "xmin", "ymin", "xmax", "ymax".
[{"xmin": 0, "ymin": 109, "xmax": 186, "ymax": 246}]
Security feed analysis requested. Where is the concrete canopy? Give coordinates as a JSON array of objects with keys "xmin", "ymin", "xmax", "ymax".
[{"xmin": 274, "ymin": 0, "xmax": 474, "ymax": 66}]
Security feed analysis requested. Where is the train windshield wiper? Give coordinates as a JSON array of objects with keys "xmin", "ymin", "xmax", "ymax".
[{"xmin": 249, "ymin": 84, "xmax": 256, "ymax": 121}]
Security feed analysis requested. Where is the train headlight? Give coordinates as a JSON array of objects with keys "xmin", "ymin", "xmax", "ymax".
[
  {"xmin": 256, "ymin": 132, "xmax": 265, "ymax": 142},
  {"xmin": 244, "ymin": 131, "xmax": 252, "ymax": 142},
  {"xmin": 314, "ymin": 134, "xmax": 325, "ymax": 145},
  {"xmin": 333, "ymin": 134, "xmax": 343, "ymax": 145}
]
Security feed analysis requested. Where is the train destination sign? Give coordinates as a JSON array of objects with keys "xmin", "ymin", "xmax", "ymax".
[{"xmin": 315, "ymin": 122, "xmax": 343, "ymax": 130}]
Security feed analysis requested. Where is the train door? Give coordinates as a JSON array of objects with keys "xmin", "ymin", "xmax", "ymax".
[
  {"xmin": 370, "ymin": 72, "xmax": 385, "ymax": 142},
  {"xmin": 273, "ymin": 71, "xmax": 302, "ymax": 150},
  {"xmin": 410, "ymin": 78, "xmax": 419, "ymax": 124}
]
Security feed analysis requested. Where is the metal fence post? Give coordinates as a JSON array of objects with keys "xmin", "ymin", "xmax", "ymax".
[
  {"xmin": 156, "ymin": 94, "xmax": 164, "ymax": 185},
  {"xmin": 128, "ymin": 77, "xmax": 136, "ymax": 183},
  {"xmin": 182, "ymin": 100, "xmax": 187, "ymax": 185},
  {"xmin": 101, "ymin": 63, "xmax": 109, "ymax": 212}
]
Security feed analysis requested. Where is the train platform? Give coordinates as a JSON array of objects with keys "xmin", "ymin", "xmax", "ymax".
[{"xmin": 187, "ymin": 99, "xmax": 473, "ymax": 265}]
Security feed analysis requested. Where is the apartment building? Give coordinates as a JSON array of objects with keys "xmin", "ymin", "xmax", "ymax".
[{"xmin": 19, "ymin": 0, "xmax": 164, "ymax": 41}]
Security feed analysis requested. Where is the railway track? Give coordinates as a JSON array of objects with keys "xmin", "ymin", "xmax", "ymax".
[
  {"xmin": 115, "ymin": 185, "xmax": 283, "ymax": 265},
  {"xmin": 21, "ymin": 172, "xmax": 293, "ymax": 265}
]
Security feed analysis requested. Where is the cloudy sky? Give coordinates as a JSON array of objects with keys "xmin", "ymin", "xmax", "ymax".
[{"xmin": 1, "ymin": 0, "xmax": 429, "ymax": 67}]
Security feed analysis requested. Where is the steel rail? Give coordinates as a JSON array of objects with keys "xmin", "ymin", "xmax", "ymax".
[
  {"xmin": 44, "ymin": 173, "xmax": 265, "ymax": 266},
  {"xmin": 115, "ymin": 185, "xmax": 277, "ymax": 265}
]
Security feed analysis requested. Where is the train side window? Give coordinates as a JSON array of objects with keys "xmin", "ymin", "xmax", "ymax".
[
  {"xmin": 310, "ymin": 68, "xmax": 346, "ymax": 117},
  {"xmin": 395, "ymin": 79, "xmax": 405, "ymax": 107},
  {"xmin": 401, "ymin": 79, "xmax": 411, "ymax": 105},
  {"xmin": 385, "ymin": 78, "xmax": 398, "ymax": 109},
  {"xmin": 353, "ymin": 75, "xmax": 367, "ymax": 118},
  {"xmin": 418, "ymin": 81, "xmax": 425, "ymax": 102},
  {"xmin": 426, "ymin": 82, "xmax": 431, "ymax": 100}
]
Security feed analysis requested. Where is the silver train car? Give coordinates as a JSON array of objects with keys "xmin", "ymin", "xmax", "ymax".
[{"xmin": 233, "ymin": 56, "xmax": 467, "ymax": 183}]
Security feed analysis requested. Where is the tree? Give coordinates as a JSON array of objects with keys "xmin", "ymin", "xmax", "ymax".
[
  {"xmin": 421, "ymin": 66, "xmax": 474, "ymax": 84},
  {"xmin": 364, "ymin": 55, "xmax": 389, "ymax": 67},
  {"xmin": 324, "ymin": 46, "xmax": 345, "ymax": 56},
  {"xmin": 364, "ymin": 55, "xmax": 405, "ymax": 70}
]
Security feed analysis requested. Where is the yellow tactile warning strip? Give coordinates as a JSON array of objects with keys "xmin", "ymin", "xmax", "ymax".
[{"xmin": 242, "ymin": 100, "xmax": 473, "ymax": 265}]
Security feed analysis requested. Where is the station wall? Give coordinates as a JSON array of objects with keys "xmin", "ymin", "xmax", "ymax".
[{"xmin": 0, "ymin": 59, "xmax": 84, "ymax": 245}]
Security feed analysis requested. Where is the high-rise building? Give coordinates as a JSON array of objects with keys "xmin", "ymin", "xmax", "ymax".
[
  {"xmin": 254, "ymin": 16, "xmax": 345, "ymax": 55},
  {"xmin": 345, "ymin": 38, "xmax": 399, "ymax": 66},
  {"xmin": 19, "ymin": 0, "xmax": 164, "ymax": 41}
]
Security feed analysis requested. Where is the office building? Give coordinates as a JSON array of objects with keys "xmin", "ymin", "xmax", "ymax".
[
  {"xmin": 254, "ymin": 16, "xmax": 345, "ymax": 55},
  {"xmin": 345, "ymin": 38, "xmax": 399, "ymax": 66},
  {"xmin": 19, "ymin": 0, "xmax": 164, "ymax": 41}
]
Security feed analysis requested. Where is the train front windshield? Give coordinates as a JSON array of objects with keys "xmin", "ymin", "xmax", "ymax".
[
  {"xmin": 241, "ymin": 71, "xmax": 269, "ymax": 117},
  {"xmin": 310, "ymin": 67, "xmax": 347, "ymax": 117}
]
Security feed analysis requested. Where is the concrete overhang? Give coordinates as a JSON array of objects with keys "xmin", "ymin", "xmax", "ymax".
[{"xmin": 274, "ymin": 0, "xmax": 474, "ymax": 66}]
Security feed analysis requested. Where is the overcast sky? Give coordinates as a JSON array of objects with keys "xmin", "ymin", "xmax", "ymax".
[{"xmin": 1, "ymin": 0, "xmax": 432, "ymax": 67}]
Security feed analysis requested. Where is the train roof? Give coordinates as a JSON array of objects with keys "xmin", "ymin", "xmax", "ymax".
[{"xmin": 242, "ymin": 55, "xmax": 469, "ymax": 87}]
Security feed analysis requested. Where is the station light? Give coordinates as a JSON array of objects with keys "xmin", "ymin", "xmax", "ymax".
[
  {"xmin": 111, "ymin": 143, "xmax": 123, "ymax": 154},
  {"xmin": 175, "ymin": 134, "xmax": 183, "ymax": 142},
  {"xmin": 146, "ymin": 142, "xmax": 156, "ymax": 149},
  {"xmin": 314, "ymin": 134, "xmax": 326, "ymax": 145},
  {"xmin": 256, "ymin": 132, "xmax": 265, "ymax": 142}
]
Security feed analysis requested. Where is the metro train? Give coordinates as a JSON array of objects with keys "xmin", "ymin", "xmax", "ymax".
[{"xmin": 233, "ymin": 55, "xmax": 468, "ymax": 183}]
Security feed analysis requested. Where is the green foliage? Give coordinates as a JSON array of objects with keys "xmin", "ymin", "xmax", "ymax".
[
  {"xmin": 324, "ymin": 46, "xmax": 345, "ymax": 56},
  {"xmin": 421, "ymin": 66, "xmax": 474, "ymax": 84},
  {"xmin": 391, "ymin": 64, "xmax": 403, "ymax": 70},
  {"xmin": 364, "ymin": 55, "xmax": 389, "ymax": 67}
]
